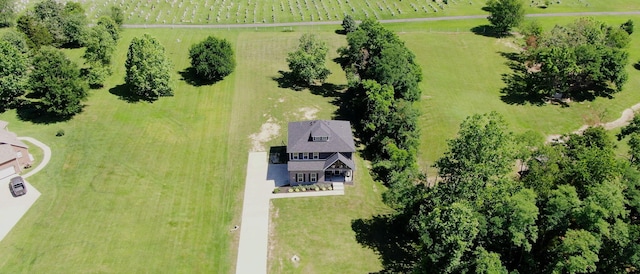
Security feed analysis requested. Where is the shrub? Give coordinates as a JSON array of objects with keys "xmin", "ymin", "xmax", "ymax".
[
  {"xmin": 273, "ymin": 188, "xmax": 281, "ymax": 194},
  {"xmin": 56, "ymin": 129, "xmax": 65, "ymax": 136}
]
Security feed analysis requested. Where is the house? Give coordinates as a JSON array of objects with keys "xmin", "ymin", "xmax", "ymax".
[
  {"xmin": 0, "ymin": 121, "xmax": 33, "ymax": 179},
  {"xmin": 287, "ymin": 120, "xmax": 356, "ymax": 186}
]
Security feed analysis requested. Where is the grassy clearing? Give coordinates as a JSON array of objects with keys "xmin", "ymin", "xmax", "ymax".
[
  {"xmin": 389, "ymin": 15, "xmax": 640, "ymax": 173},
  {"xmin": 2, "ymin": 13, "xmax": 640, "ymax": 273},
  {"xmin": 0, "ymin": 28, "xmax": 246, "ymax": 273},
  {"xmin": 14, "ymin": 0, "xmax": 640, "ymax": 25}
]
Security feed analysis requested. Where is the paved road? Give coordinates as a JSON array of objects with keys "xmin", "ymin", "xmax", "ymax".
[
  {"xmin": 122, "ymin": 11, "xmax": 640, "ymax": 29},
  {"xmin": 18, "ymin": 137, "xmax": 51, "ymax": 179}
]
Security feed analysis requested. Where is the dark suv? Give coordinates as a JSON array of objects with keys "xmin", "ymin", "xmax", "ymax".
[{"xmin": 9, "ymin": 176, "xmax": 27, "ymax": 197}]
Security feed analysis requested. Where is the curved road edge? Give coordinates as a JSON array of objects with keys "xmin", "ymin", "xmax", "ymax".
[
  {"xmin": 122, "ymin": 11, "xmax": 640, "ymax": 29},
  {"xmin": 17, "ymin": 137, "xmax": 51, "ymax": 179}
]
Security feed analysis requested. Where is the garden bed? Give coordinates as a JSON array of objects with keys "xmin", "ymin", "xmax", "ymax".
[{"xmin": 273, "ymin": 183, "xmax": 333, "ymax": 194}]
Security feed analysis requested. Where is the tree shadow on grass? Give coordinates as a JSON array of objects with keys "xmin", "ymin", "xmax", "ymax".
[
  {"xmin": 178, "ymin": 67, "xmax": 222, "ymax": 87},
  {"xmin": 272, "ymin": 70, "xmax": 306, "ymax": 91},
  {"xmin": 352, "ymin": 214, "xmax": 419, "ymax": 273},
  {"xmin": 109, "ymin": 84, "xmax": 153, "ymax": 103},
  {"xmin": 309, "ymin": 83, "xmax": 347, "ymax": 98},
  {"xmin": 16, "ymin": 101, "xmax": 73, "ymax": 124},
  {"xmin": 471, "ymin": 25, "xmax": 508, "ymax": 38},
  {"xmin": 634, "ymin": 62, "xmax": 640, "ymax": 71}
]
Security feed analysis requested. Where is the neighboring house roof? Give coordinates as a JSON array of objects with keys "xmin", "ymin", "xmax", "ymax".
[
  {"xmin": 287, "ymin": 120, "xmax": 355, "ymax": 153},
  {"xmin": 0, "ymin": 128, "xmax": 28, "ymax": 149},
  {"xmin": 0, "ymin": 144, "xmax": 16, "ymax": 164},
  {"xmin": 288, "ymin": 153, "xmax": 356, "ymax": 172}
]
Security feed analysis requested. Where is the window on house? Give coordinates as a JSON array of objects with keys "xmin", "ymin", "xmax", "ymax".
[
  {"xmin": 334, "ymin": 170, "xmax": 340, "ymax": 175},
  {"xmin": 313, "ymin": 152, "xmax": 319, "ymax": 159},
  {"xmin": 293, "ymin": 153, "xmax": 298, "ymax": 160},
  {"xmin": 310, "ymin": 173, "xmax": 317, "ymax": 182},
  {"xmin": 299, "ymin": 153, "xmax": 303, "ymax": 159},
  {"xmin": 297, "ymin": 173, "xmax": 304, "ymax": 182},
  {"xmin": 303, "ymin": 153, "xmax": 308, "ymax": 159}
]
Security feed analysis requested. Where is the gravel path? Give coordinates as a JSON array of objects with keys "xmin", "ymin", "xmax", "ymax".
[
  {"xmin": 546, "ymin": 103, "xmax": 640, "ymax": 143},
  {"xmin": 122, "ymin": 11, "xmax": 640, "ymax": 29}
]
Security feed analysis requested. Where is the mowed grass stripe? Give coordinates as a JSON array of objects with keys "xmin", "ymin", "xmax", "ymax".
[{"xmin": 0, "ymin": 29, "xmax": 242, "ymax": 273}]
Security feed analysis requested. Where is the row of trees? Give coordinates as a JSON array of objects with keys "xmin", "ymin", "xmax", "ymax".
[
  {"xmin": 1, "ymin": 0, "xmax": 236, "ymax": 116},
  {"xmin": 0, "ymin": 0, "xmax": 124, "ymax": 117},
  {"xmin": 336, "ymin": 18, "xmax": 424, "ymax": 211},
  {"xmin": 370, "ymin": 111, "xmax": 640, "ymax": 273}
]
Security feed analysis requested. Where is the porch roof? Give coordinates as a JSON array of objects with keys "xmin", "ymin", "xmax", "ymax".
[
  {"xmin": 323, "ymin": 152, "xmax": 356, "ymax": 170},
  {"xmin": 288, "ymin": 160, "xmax": 325, "ymax": 172}
]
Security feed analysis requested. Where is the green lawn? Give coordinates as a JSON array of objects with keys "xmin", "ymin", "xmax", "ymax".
[
  {"xmin": 2, "ymin": 13, "xmax": 640, "ymax": 273},
  {"xmin": 0, "ymin": 29, "xmax": 248, "ymax": 273},
  {"xmin": 388, "ymin": 16, "xmax": 640, "ymax": 173}
]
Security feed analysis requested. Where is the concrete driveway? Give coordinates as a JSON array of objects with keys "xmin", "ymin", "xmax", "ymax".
[{"xmin": 0, "ymin": 176, "xmax": 41, "ymax": 241}]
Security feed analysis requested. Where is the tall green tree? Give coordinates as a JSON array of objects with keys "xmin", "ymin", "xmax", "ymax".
[
  {"xmin": 62, "ymin": 2, "xmax": 88, "ymax": 47},
  {"xmin": 1, "ymin": 30, "xmax": 29, "ymax": 54},
  {"xmin": 0, "ymin": 0, "xmax": 15, "ymax": 27},
  {"xmin": 434, "ymin": 112, "xmax": 515, "ymax": 199},
  {"xmin": 341, "ymin": 14, "xmax": 357, "ymax": 33},
  {"xmin": 286, "ymin": 33, "xmax": 331, "ymax": 86},
  {"xmin": 29, "ymin": 47, "xmax": 88, "ymax": 116},
  {"xmin": 109, "ymin": 6, "xmax": 124, "ymax": 27},
  {"xmin": 188, "ymin": 35, "xmax": 235, "ymax": 82},
  {"xmin": 125, "ymin": 34, "xmax": 172, "ymax": 100},
  {"xmin": 0, "ymin": 41, "xmax": 28, "ymax": 108},
  {"xmin": 83, "ymin": 24, "xmax": 116, "ymax": 87},
  {"xmin": 486, "ymin": 0, "xmax": 525, "ymax": 34},
  {"xmin": 96, "ymin": 16, "xmax": 119, "ymax": 42},
  {"xmin": 16, "ymin": 14, "xmax": 52, "ymax": 49}
]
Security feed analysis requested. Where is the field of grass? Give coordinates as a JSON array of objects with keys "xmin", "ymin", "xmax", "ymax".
[
  {"xmin": 0, "ymin": 29, "xmax": 249, "ymax": 273},
  {"xmin": 2, "ymin": 11, "xmax": 640, "ymax": 273},
  {"xmin": 13, "ymin": 0, "xmax": 640, "ymax": 25},
  {"xmin": 383, "ymin": 16, "xmax": 640, "ymax": 173}
]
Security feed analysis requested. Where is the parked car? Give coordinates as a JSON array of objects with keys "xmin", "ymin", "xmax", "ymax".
[{"xmin": 9, "ymin": 176, "xmax": 27, "ymax": 197}]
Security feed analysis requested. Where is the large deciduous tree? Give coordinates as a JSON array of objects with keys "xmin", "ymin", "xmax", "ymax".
[
  {"xmin": 188, "ymin": 35, "xmax": 235, "ymax": 82},
  {"xmin": 29, "ymin": 47, "xmax": 88, "ymax": 116},
  {"xmin": 16, "ymin": 0, "xmax": 88, "ymax": 48},
  {"xmin": 286, "ymin": 33, "xmax": 331, "ymax": 86},
  {"xmin": 83, "ymin": 24, "xmax": 116, "ymax": 87},
  {"xmin": 125, "ymin": 34, "xmax": 172, "ymax": 100},
  {"xmin": 503, "ymin": 17, "xmax": 630, "ymax": 102},
  {"xmin": 486, "ymin": 0, "xmax": 525, "ymax": 35},
  {"xmin": 0, "ymin": 0, "xmax": 16, "ymax": 27},
  {"xmin": 0, "ymin": 41, "xmax": 28, "ymax": 108},
  {"xmin": 341, "ymin": 14, "xmax": 357, "ymax": 34}
]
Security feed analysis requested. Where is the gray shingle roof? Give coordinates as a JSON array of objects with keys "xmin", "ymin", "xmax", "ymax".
[
  {"xmin": 323, "ymin": 152, "xmax": 356, "ymax": 170},
  {"xmin": 0, "ymin": 126, "xmax": 27, "ymax": 149},
  {"xmin": 287, "ymin": 120, "xmax": 355, "ymax": 153},
  {"xmin": 288, "ymin": 160, "xmax": 325, "ymax": 172},
  {"xmin": 0, "ymin": 144, "xmax": 16, "ymax": 164}
]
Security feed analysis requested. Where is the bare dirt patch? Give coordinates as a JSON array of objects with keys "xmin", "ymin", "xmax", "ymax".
[
  {"xmin": 297, "ymin": 107, "xmax": 318, "ymax": 120},
  {"xmin": 249, "ymin": 117, "xmax": 281, "ymax": 152}
]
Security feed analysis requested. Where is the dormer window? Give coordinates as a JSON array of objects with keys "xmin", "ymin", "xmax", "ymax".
[{"xmin": 312, "ymin": 136, "xmax": 329, "ymax": 142}]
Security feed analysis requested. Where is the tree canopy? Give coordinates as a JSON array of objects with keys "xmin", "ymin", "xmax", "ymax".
[
  {"xmin": 361, "ymin": 109, "xmax": 640, "ymax": 273},
  {"xmin": 0, "ymin": 0, "xmax": 16, "ymax": 27},
  {"xmin": 188, "ymin": 36, "xmax": 236, "ymax": 82},
  {"xmin": 503, "ymin": 17, "xmax": 630, "ymax": 103},
  {"xmin": 16, "ymin": 0, "xmax": 88, "ymax": 48},
  {"xmin": 0, "ymin": 41, "xmax": 28, "ymax": 108},
  {"xmin": 341, "ymin": 14, "xmax": 357, "ymax": 34},
  {"xmin": 286, "ymin": 33, "xmax": 331, "ymax": 86},
  {"xmin": 125, "ymin": 34, "xmax": 173, "ymax": 100},
  {"xmin": 485, "ymin": 0, "xmax": 525, "ymax": 34},
  {"xmin": 29, "ymin": 47, "xmax": 88, "ymax": 116}
]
